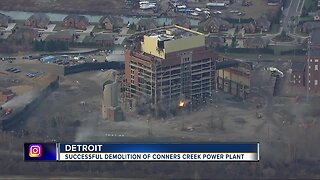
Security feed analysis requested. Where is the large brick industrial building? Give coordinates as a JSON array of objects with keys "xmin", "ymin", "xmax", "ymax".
[
  {"xmin": 307, "ymin": 29, "xmax": 320, "ymax": 93},
  {"xmin": 124, "ymin": 25, "xmax": 218, "ymax": 114},
  {"xmin": 293, "ymin": 29, "xmax": 320, "ymax": 94}
]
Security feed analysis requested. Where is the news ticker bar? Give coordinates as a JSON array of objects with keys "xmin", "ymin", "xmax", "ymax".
[{"xmin": 24, "ymin": 143, "xmax": 260, "ymax": 162}]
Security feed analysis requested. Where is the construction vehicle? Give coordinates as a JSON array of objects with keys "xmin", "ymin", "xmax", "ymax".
[
  {"xmin": 5, "ymin": 107, "xmax": 13, "ymax": 115},
  {"xmin": 265, "ymin": 67, "xmax": 284, "ymax": 77},
  {"xmin": 0, "ymin": 107, "xmax": 12, "ymax": 117}
]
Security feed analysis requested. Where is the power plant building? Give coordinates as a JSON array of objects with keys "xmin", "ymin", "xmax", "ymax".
[
  {"xmin": 124, "ymin": 25, "xmax": 218, "ymax": 112},
  {"xmin": 102, "ymin": 80, "xmax": 124, "ymax": 121}
]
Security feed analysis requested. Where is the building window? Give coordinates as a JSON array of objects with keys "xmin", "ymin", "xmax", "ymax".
[
  {"xmin": 293, "ymin": 75, "xmax": 295, "ymax": 78},
  {"xmin": 298, "ymin": 80, "xmax": 300, "ymax": 84},
  {"xmin": 310, "ymin": 59, "xmax": 312, "ymax": 62},
  {"xmin": 316, "ymin": 65, "xmax": 318, "ymax": 71},
  {"xmin": 315, "ymin": 59, "xmax": 319, "ymax": 62},
  {"xmin": 309, "ymin": 73, "xmax": 311, "ymax": 76},
  {"xmin": 293, "ymin": 80, "xmax": 296, "ymax": 84},
  {"xmin": 309, "ymin": 66, "xmax": 311, "ymax": 69},
  {"xmin": 315, "ymin": 80, "xmax": 318, "ymax": 86},
  {"xmin": 298, "ymin": 75, "xmax": 301, "ymax": 78},
  {"xmin": 131, "ymin": 80, "xmax": 134, "ymax": 84},
  {"xmin": 183, "ymin": 57, "xmax": 190, "ymax": 63}
]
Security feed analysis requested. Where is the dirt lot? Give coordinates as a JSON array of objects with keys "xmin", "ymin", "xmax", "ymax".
[
  {"xmin": 0, "ymin": 0, "xmax": 126, "ymax": 15},
  {"xmin": 0, "ymin": 56, "xmax": 320, "ymax": 178}
]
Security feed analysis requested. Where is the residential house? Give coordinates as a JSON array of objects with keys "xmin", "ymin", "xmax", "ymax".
[
  {"xmin": 243, "ymin": 23, "xmax": 256, "ymax": 33},
  {"xmin": 137, "ymin": 19, "xmax": 158, "ymax": 31},
  {"xmin": 0, "ymin": 88, "xmax": 15, "ymax": 102},
  {"xmin": 46, "ymin": 30, "xmax": 77, "ymax": 42},
  {"xmin": 171, "ymin": 16, "xmax": 191, "ymax": 29},
  {"xmin": 92, "ymin": 34, "xmax": 114, "ymax": 46},
  {"xmin": 99, "ymin": 15, "xmax": 124, "ymax": 31},
  {"xmin": 14, "ymin": 28, "xmax": 38, "ymax": 41},
  {"xmin": 63, "ymin": 15, "xmax": 89, "ymax": 30},
  {"xmin": 200, "ymin": 17, "xmax": 231, "ymax": 33},
  {"xmin": 291, "ymin": 62, "xmax": 306, "ymax": 87},
  {"xmin": 243, "ymin": 37, "xmax": 269, "ymax": 48},
  {"xmin": 25, "ymin": 13, "xmax": 50, "ymax": 29},
  {"xmin": 254, "ymin": 16, "xmax": 271, "ymax": 32},
  {"xmin": 0, "ymin": 13, "xmax": 12, "ymax": 28},
  {"xmin": 205, "ymin": 35, "xmax": 224, "ymax": 48}
]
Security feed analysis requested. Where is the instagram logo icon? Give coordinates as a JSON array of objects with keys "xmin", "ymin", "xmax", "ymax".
[{"xmin": 29, "ymin": 144, "xmax": 42, "ymax": 158}]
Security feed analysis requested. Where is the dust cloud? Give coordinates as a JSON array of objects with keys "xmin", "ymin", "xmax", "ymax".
[{"xmin": 75, "ymin": 111, "xmax": 101, "ymax": 142}]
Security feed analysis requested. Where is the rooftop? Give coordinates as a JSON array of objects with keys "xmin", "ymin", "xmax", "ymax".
[
  {"xmin": 311, "ymin": 28, "xmax": 320, "ymax": 45},
  {"xmin": 310, "ymin": 48, "xmax": 320, "ymax": 57},
  {"xmin": 291, "ymin": 61, "xmax": 306, "ymax": 72},
  {"xmin": 93, "ymin": 34, "xmax": 114, "ymax": 41},
  {"xmin": 144, "ymin": 25, "xmax": 202, "ymax": 42},
  {"xmin": 46, "ymin": 29, "xmax": 76, "ymax": 40}
]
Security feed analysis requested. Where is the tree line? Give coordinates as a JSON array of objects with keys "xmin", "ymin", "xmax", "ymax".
[{"xmin": 32, "ymin": 40, "xmax": 69, "ymax": 52}]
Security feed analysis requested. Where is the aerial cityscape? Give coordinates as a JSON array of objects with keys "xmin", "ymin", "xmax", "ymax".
[{"xmin": 0, "ymin": 0, "xmax": 319, "ymax": 179}]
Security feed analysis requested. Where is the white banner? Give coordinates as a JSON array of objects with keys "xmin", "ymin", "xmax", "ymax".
[{"xmin": 58, "ymin": 153, "xmax": 258, "ymax": 161}]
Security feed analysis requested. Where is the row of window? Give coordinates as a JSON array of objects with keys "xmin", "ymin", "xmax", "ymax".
[
  {"xmin": 308, "ymin": 65, "xmax": 319, "ymax": 71},
  {"xmin": 308, "ymin": 80, "xmax": 318, "ymax": 85},
  {"xmin": 309, "ymin": 59, "xmax": 319, "ymax": 63}
]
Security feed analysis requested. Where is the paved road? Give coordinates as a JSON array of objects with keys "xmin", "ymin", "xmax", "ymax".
[
  {"xmin": 282, "ymin": 0, "xmax": 303, "ymax": 34},
  {"xmin": 262, "ymin": 0, "xmax": 305, "ymax": 44}
]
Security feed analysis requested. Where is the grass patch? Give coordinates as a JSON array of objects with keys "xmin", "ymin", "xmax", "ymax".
[
  {"xmin": 295, "ymin": 27, "xmax": 309, "ymax": 37},
  {"xmin": 82, "ymin": 36, "xmax": 93, "ymax": 43},
  {"xmin": 301, "ymin": 0, "xmax": 318, "ymax": 16},
  {"xmin": 270, "ymin": 24, "xmax": 280, "ymax": 34},
  {"xmin": 299, "ymin": 16, "xmax": 313, "ymax": 22},
  {"xmin": 270, "ymin": 45, "xmax": 297, "ymax": 55},
  {"xmin": 304, "ymin": 0, "xmax": 316, "ymax": 10},
  {"xmin": 127, "ymin": 28, "xmax": 136, "ymax": 34},
  {"xmin": 91, "ymin": 23, "xmax": 105, "ymax": 33},
  {"xmin": 13, "ymin": 20, "xmax": 25, "ymax": 27},
  {"xmin": 52, "ymin": 21, "xmax": 67, "ymax": 31}
]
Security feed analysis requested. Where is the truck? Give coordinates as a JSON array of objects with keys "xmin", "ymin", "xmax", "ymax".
[
  {"xmin": 265, "ymin": 67, "xmax": 284, "ymax": 78},
  {"xmin": 0, "ymin": 107, "xmax": 13, "ymax": 117},
  {"xmin": 5, "ymin": 108, "xmax": 13, "ymax": 115}
]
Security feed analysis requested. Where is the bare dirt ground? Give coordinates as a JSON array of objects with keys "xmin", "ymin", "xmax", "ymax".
[
  {"xmin": 0, "ymin": 56, "xmax": 320, "ymax": 178},
  {"xmin": 0, "ymin": 0, "xmax": 126, "ymax": 15}
]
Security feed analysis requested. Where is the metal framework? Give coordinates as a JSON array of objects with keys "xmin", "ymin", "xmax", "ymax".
[{"xmin": 124, "ymin": 51, "xmax": 218, "ymax": 116}]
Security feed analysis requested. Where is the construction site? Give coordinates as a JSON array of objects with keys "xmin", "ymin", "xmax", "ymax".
[
  {"xmin": 0, "ymin": 28, "xmax": 319, "ymax": 178},
  {"xmin": 123, "ymin": 25, "xmax": 250, "ymax": 118}
]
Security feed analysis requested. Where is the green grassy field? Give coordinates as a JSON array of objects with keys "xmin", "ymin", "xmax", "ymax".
[
  {"xmin": 303, "ymin": 0, "xmax": 317, "ymax": 10},
  {"xmin": 270, "ymin": 24, "xmax": 281, "ymax": 34},
  {"xmin": 270, "ymin": 45, "xmax": 296, "ymax": 55}
]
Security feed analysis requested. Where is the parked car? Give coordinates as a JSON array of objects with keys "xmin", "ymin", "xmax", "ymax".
[
  {"xmin": 12, "ymin": 69, "xmax": 21, "ymax": 73},
  {"xmin": 6, "ymin": 67, "xmax": 14, "ymax": 71}
]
